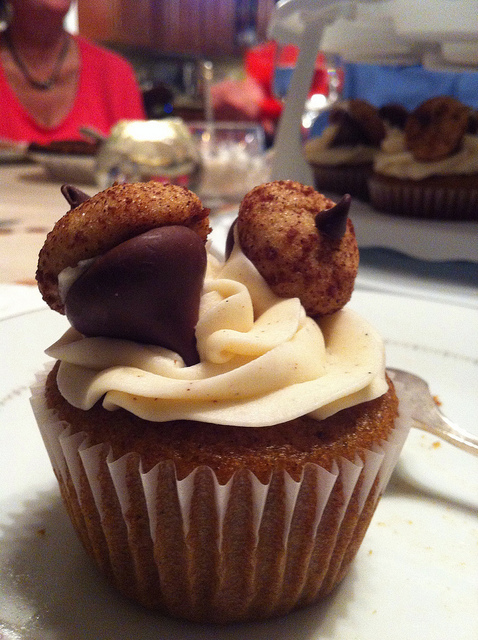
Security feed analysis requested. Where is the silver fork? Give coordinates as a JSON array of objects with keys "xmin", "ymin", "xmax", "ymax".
[{"xmin": 388, "ymin": 368, "xmax": 478, "ymax": 456}]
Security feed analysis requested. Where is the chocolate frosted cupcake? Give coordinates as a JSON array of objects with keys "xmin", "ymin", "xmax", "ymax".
[
  {"xmin": 304, "ymin": 99, "xmax": 386, "ymax": 201},
  {"xmin": 31, "ymin": 180, "xmax": 410, "ymax": 622},
  {"xmin": 369, "ymin": 96, "xmax": 478, "ymax": 220}
]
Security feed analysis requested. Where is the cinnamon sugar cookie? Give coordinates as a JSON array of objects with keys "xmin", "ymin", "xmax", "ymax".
[{"xmin": 237, "ymin": 180, "xmax": 359, "ymax": 316}]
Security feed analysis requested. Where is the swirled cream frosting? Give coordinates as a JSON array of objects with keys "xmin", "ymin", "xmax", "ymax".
[
  {"xmin": 46, "ymin": 238, "xmax": 387, "ymax": 427},
  {"xmin": 375, "ymin": 129, "xmax": 478, "ymax": 180}
]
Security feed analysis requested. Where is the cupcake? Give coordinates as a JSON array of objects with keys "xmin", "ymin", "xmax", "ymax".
[
  {"xmin": 30, "ymin": 180, "xmax": 410, "ymax": 623},
  {"xmin": 369, "ymin": 96, "xmax": 478, "ymax": 220},
  {"xmin": 304, "ymin": 99, "xmax": 386, "ymax": 201}
]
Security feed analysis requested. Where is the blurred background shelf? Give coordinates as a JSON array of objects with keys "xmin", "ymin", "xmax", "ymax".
[{"xmin": 77, "ymin": 0, "xmax": 275, "ymax": 57}]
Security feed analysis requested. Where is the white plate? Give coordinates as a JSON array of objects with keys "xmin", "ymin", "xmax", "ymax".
[{"xmin": 1, "ymin": 286, "xmax": 477, "ymax": 640}]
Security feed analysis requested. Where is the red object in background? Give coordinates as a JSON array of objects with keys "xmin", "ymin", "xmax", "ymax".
[
  {"xmin": 211, "ymin": 41, "xmax": 343, "ymax": 141},
  {"xmin": 244, "ymin": 41, "xmax": 336, "ymax": 123}
]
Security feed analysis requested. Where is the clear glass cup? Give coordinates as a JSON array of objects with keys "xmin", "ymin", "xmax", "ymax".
[{"xmin": 189, "ymin": 122, "xmax": 270, "ymax": 210}]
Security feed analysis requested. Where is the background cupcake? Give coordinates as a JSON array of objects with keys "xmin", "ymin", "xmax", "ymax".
[
  {"xmin": 369, "ymin": 96, "xmax": 478, "ymax": 220},
  {"xmin": 31, "ymin": 180, "xmax": 411, "ymax": 623},
  {"xmin": 304, "ymin": 99, "xmax": 386, "ymax": 201}
]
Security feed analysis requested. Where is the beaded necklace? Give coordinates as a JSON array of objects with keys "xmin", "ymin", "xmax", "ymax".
[{"xmin": 3, "ymin": 29, "xmax": 70, "ymax": 91}]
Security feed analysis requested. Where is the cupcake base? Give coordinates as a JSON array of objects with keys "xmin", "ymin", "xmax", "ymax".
[
  {"xmin": 30, "ymin": 366, "xmax": 410, "ymax": 623},
  {"xmin": 368, "ymin": 173, "xmax": 478, "ymax": 221},
  {"xmin": 310, "ymin": 163, "xmax": 373, "ymax": 202}
]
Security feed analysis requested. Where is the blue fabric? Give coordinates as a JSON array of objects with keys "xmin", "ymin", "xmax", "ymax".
[{"xmin": 310, "ymin": 62, "xmax": 478, "ymax": 137}]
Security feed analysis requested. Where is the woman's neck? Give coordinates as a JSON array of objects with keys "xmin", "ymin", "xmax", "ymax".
[
  {"xmin": 7, "ymin": 1, "xmax": 69, "ymax": 56},
  {"xmin": 0, "ymin": 7, "xmax": 79, "ymax": 129}
]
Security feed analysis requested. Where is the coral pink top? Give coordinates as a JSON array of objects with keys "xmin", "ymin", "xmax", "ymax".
[{"xmin": 0, "ymin": 36, "xmax": 146, "ymax": 144}]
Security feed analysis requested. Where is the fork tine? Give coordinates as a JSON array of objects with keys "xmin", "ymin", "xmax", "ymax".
[{"xmin": 387, "ymin": 367, "xmax": 478, "ymax": 456}]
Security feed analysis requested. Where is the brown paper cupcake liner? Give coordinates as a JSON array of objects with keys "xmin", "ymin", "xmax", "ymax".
[
  {"xmin": 310, "ymin": 163, "xmax": 373, "ymax": 201},
  {"xmin": 368, "ymin": 174, "xmax": 478, "ymax": 220},
  {"xmin": 30, "ymin": 367, "xmax": 411, "ymax": 623}
]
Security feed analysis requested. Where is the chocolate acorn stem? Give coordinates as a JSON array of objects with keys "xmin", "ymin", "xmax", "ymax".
[
  {"xmin": 315, "ymin": 194, "xmax": 352, "ymax": 240},
  {"xmin": 61, "ymin": 184, "xmax": 90, "ymax": 210}
]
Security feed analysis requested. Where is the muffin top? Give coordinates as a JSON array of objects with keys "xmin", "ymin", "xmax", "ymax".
[{"xmin": 328, "ymin": 99, "xmax": 386, "ymax": 147}]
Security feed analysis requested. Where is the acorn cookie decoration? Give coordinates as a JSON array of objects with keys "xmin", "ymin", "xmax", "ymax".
[
  {"xmin": 404, "ymin": 96, "xmax": 471, "ymax": 161},
  {"xmin": 235, "ymin": 180, "xmax": 359, "ymax": 317},
  {"xmin": 37, "ymin": 181, "xmax": 210, "ymax": 365}
]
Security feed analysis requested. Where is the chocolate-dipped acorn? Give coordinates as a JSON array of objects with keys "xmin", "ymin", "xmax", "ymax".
[
  {"xmin": 37, "ymin": 181, "xmax": 211, "ymax": 365},
  {"xmin": 236, "ymin": 180, "xmax": 359, "ymax": 316},
  {"xmin": 65, "ymin": 226, "xmax": 207, "ymax": 366}
]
